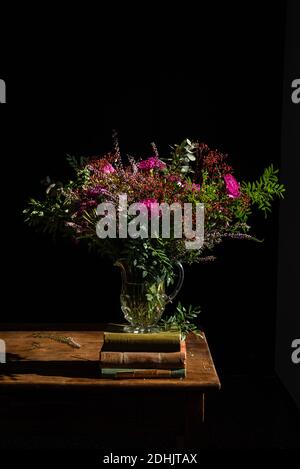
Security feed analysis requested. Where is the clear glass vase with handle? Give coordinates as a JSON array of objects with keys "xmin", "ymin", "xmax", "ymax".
[{"xmin": 114, "ymin": 259, "xmax": 184, "ymax": 333}]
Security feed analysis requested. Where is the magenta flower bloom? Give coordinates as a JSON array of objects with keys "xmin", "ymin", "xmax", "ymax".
[
  {"xmin": 137, "ymin": 157, "xmax": 166, "ymax": 171},
  {"xmin": 139, "ymin": 198, "xmax": 158, "ymax": 210},
  {"xmin": 224, "ymin": 174, "xmax": 241, "ymax": 198},
  {"xmin": 102, "ymin": 163, "xmax": 115, "ymax": 174},
  {"xmin": 138, "ymin": 198, "xmax": 163, "ymax": 219}
]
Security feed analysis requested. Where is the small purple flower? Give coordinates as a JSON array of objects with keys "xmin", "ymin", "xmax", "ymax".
[
  {"xmin": 86, "ymin": 185, "xmax": 106, "ymax": 198},
  {"xmin": 137, "ymin": 157, "xmax": 166, "ymax": 171},
  {"xmin": 168, "ymin": 174, "xmax": 184, "ymax": 186},
  {"xmin": 182, "ymin": 182, "xmax": 201, "ymax": 192},
  {"xmin": 224, "ymin": 174, "xmax": 241, "ymax": 198},
  {"xmin": 190, "ymin": 183, "xmax": 201, "ymax": 192},
  {"xmin": 76, "ymin": 199, "xmax": 98, "ymax": 215}
]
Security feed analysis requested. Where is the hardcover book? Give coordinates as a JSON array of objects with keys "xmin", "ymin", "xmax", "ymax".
[
  {"xmin": 102, "ymin": 331, "xmax": 182, "ymax": 352},
  {"xmin": 100, "ymin": 341, "xmax": 186, "ymax": 369},
  {"xmin": 100, "ymin": 368, "xmax": 186, "ymax": 379}
]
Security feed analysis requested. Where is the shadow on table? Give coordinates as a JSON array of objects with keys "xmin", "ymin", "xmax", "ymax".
[{"xmin": 0, "ymin": 359, "xmax": 100, "ymax": 379}]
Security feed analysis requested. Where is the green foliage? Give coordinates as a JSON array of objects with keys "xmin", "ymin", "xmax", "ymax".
[
  {"xmin": 66, "ymin": 154, "xmax": 88, "ymax": 172},
  {"xmin": 145, "ymin": 281, "xmax": 166, "ymax": 314},
  {"xmin": 124, "ymin": 238, "xmax": 175, "ymax": 286},
  {"xmin": 232, "ymin": 198, "xmax": 252, "ymax": 224},
  {"xmin": 199, "ymin": 171, "xmax": 221, "ymax": 204},
  {"xmin": 241, "ymin": 165, "xmax": 285, "ymax": 217},
  {"xmin": 166, "ymin": 138, "xmax": 197, "ymax": 174},
  {"xmin": 23, "ymin": 187, "xmax": 71, "ymax": 238},
  {"xmin": 160, "ymin": 302, "xmax": 201, "ymax": 339}
]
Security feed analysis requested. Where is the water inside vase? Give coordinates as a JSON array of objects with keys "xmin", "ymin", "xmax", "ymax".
[{"xmin": 120, "ymin": 279, "xmax": 167, "ymax": 333}]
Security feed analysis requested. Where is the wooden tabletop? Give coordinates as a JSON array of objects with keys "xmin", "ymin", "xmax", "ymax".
[{"xmin": 0, "ymin": 324, "xmax": 221, "ymax": 391}]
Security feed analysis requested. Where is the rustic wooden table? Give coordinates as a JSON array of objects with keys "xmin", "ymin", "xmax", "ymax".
[{"xmin": 0, "ymin": 324, "xmax": 220, "ymax": 448}]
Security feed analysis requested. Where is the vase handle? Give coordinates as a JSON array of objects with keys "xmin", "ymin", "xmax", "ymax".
[
  {"xmin": 114, "ymin": 259, "xmax": 127, "ymax": 285},
  {"xmin": 166, "ymin": 261, "xmax": 184, "ymax": 303}
]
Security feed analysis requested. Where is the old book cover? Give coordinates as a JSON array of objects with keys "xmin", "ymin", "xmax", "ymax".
[
  {"xmin": 102, "ymin": 331, "xmax": 181, "ymax": 352},
  {"xmin": 100, "ymin": 367, "xmax": 186, "ymax": 379},
  {"xmin": 100, "ymin": 341, "xmax": 186, "ymax": 369}
]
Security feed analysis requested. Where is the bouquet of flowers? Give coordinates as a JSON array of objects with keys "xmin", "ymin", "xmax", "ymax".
[{"xmin": 24, "ymin": 137, "xmax": 285, "ymax": 332}]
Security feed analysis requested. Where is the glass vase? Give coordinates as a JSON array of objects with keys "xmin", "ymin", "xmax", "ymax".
[{"xmin": 114, "ymin": 259, "xmax": 184, "ymax": 333}]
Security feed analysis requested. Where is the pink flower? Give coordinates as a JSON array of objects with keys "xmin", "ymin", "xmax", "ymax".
[
  {"xmin": 139, "ymin": 198, "xmax": 158, "ymax": 210},
  {"xmin": 181, "ymin": 182, "xmax": 201, "ymax": 192},
  {"xmin": 168, "ymin": 174, "xmax": 185, "ymax": 186},
  {"xmin": 138, "ymin": 198, "xmax": 163, "ymax": 218},
  {"xmin": 137, "ymin": 157, "xmax": 166, "ymax": 171},
  {"xmin": 224, "ymin": 174, "xmax": 240, "ymax": 198},
  {"xmin": 102, "ymin": 163, "xmax": 115, "ymax": 174},
  {"xmin": 186, "ymin": 183, "xmax": 200, "ymax": 192}
]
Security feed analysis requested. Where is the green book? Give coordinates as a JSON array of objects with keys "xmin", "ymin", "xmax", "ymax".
[
  {"xmin": 100, "ymin": 367, "xmax": 186, "ymax": 379},
  {"xmin": 102, "ymin": 331, "xmax": 181, "ymax": 352}
]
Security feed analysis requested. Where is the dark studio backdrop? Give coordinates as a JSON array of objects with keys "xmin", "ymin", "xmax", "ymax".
[
  {"xmin": 3, "ymin": 6, "xmax": 285, "ymax": 374},
  {"xmin": 1, "ymin": 0, "xmax": 300, "ymax": 450}
]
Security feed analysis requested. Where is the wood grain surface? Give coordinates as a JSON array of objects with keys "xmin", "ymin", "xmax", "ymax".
[{"xmin": 0, "ymin": 325, "xmax": 221, "ymax": 390}]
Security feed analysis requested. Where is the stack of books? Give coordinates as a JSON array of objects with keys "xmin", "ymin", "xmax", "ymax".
[{"xmin": 99, "ymin": 331, "xmax": 186, "ymax": 379}]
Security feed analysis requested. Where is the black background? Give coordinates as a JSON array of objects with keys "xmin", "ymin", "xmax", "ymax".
[
  {"xmin": 276, "ymin": 0, "xmax": 300, "ymax": 410},
  {"xmin": 1, "ymin": 0, "xmax": 300, "ymax": 452},
  {"xmin": 1, "ymin": 2, "xmax": 287, "ymax": 376}
]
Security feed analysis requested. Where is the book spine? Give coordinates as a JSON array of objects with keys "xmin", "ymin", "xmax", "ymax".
[
  {"xmin": 100, "ymin": 351, "xmax": 186, "ymax": 369},
  {"xmin": 99, "ymin": 342, "xmax": 186, "ymax": 369},
  {"xmin": 100, "ymin": 368, "xmax": 186, "ymax": 379}
]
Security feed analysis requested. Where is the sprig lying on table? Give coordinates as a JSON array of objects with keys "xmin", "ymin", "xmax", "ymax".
[{"xmin": 32, "ymin": 333, "xmax": 81, "ymax": 349}]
